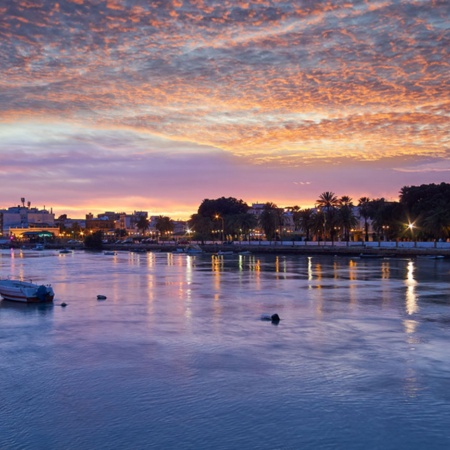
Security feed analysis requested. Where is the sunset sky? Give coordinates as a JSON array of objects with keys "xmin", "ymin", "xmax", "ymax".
[{"xmin": 1, "ymin": 0, "xmax": 449, "ymax": 219}]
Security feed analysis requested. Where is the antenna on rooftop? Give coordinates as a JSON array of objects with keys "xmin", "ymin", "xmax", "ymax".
[{"xmin": 21, "ymin": 197, "xmax": 25, "ymax": 207}]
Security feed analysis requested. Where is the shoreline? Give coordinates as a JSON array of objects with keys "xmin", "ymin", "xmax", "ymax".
[{"xmin": 3, "ymin": 242, "xmax": 449, "ymax": 258}]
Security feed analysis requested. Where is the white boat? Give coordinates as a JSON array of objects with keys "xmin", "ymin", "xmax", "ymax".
[
  {"xmin": 0, "ymin": 279, "xmax": 55, "ymax": 303},
  {"xmin": 217, "ymin": 250, "xmax": 234, "ymax": 256}
]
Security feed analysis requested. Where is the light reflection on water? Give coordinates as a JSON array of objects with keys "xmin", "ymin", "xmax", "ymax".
[{"xmin": 1, "ymin": 249, "xmax": 450, "ymax": 449}]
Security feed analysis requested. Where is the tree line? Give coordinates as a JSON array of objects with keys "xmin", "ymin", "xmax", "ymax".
[{"xmin": 188, "ymin": 183, "xmax": 450, "ymax": 243}]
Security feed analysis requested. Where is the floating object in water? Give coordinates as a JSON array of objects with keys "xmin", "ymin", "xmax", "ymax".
[
  {"xmin": 97, "ymin": 295, "xmax": 107, "ymax": 300},
  {"xmin": 261, "ymin": 313, "xmax": 281, "ymax": 323},
  {"xmin": 61, "ymin": 302, "xmax": 67, "ymax": 307}
]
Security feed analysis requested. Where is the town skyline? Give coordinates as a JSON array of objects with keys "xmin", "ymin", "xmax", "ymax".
[{"xmin": 1, "ymin": 1, "xmax": 448, "ymax": 218}]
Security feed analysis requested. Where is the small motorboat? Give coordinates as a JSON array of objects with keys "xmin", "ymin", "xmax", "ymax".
[
  {"xmin": 59, "ymin": 248, "xmax": 72, "ymax": 254},
  {"xmin": 104, "ymin": 251, "xmax": 117, "ymax": 255},
  {"xmin": 217, "ymin": 250, "xmax": 234, "ymax": 256},
  {"xmin": 0, "ymin": 279, "xmax": 54, "ymax": 303},
  {"xmin": 359, "ymin": 253, "xmax": 384, "ymax": 259},
  {"xmin": 185, "ymin": 244, "xmax": 203, "ymax": 254}
]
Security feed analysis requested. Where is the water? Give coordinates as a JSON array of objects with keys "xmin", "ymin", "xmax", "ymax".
[{"xmin": 1, "ymin": 248, "xmax": 450, "ymax": 449}]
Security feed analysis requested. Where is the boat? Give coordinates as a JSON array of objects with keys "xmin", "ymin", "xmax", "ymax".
[
  {"xmin": 104, "ymin": 251, "xmax": 117, "ymax": 255},
  {"xmin": 34, "ymin": 244, "xmax": 44, "ymax": 251},
  {"xmin": 0, "ymin": 279, "xmax": 55, "ymax": 303},
  {"xmin": 185, "ymin": 244, "xmax": 203, "ymax": 254},
  {"xmin": 217, "ymin": 250, "xmax": 234, "ymax": 256},
  {"xmin": 59, "ymin": 248, "xmax": 72, "ymax": 254},
  {"xmin": 359, "ymin": 253, "xmax": 385, "ymax": 259}
]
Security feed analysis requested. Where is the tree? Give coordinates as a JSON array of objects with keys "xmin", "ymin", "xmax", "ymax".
[
  {"xmin": 358, "ymin": 197, "xmax": 371, "ymax": 242},
  {"xmin": 259, "ymin": 202, "xmax": 280, "ymax": 241},
  {"xmin": 230, "ymin": 213, "xmax": 258, "ymax": 242},
  {"xmin": 316, "ymin": 191, "xmax": 339, "ymax": 240},
  {"xmin": 189, "ymin": 214, "xmax": 213, "ymax": 244},
  {"xmin": 155, "ymin": 216, "xmax": 174, "ymax": 239},
  {"xmin": 196, "ymin": 197, "xmax": 250, "ymax": 240},
  {"xmin": 422, "ymin": 207, "xmax": 450, "ymax": 242},
  {"xmin": 338, "ymin": 198, "xmax": 357, "ymax": 243},
  {"xmin": 400, "ymin": 183, "xmax": 450, "ymax": 240},
  {"xmin": 84, "ymin": 230, "xmax": 103, "ymax": 250},
  {"xmin": 198, "ymin": 197, "xmax": 249, "ymax": 218},
  {"xmin": 136, "ymin": 215, "xmax": 149, "ymax": 236},
  {"xmin": 369, "ymin": 199, "xmax": 404, "ymax": 242},
  {"xmin": 298, "ymin": 208, "xmax": 315, "ymax": 241},
  {"xmin": 70, "ymin": 222, "xmax": 82, "ymax": 239}
]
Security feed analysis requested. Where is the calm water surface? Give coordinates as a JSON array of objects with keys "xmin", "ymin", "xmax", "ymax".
[{"xmin": 1, "ymin": 248, "xmax": 450, "ymax": 449}]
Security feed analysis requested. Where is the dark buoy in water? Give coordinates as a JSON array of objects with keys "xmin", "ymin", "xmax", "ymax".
[
  {"xmin": 97, "ymin": 295, "xmax": 107, "ymax": 300},
  {"xmin": 61, "ymin": 302, "xmax": 67, "ymax": 307},
  {"xmin": 271, "ymin": 313, "xmax": 280, "ymax": 323},
  {"xmin": 261, "ymin": 313, "xmax": 281, "ymax": 324}
]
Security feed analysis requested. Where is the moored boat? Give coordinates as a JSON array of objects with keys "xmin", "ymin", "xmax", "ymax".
[
  {"xmin": 359, "ymin": 253, "xmax": 385, "ymax": 259},
  {"xmin": 217, "ymin": 250, "xmax": 234, "ymax": 256},
  {"xmin": 185, "ymin": 244, "xmax": 203, "ymax": 254},
  {"xmin": 0, "ymin": 279, "xmax": 54, "ymax": 303}
]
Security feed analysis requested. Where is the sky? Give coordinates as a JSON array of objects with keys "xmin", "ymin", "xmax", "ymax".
[{"xmin": 1, "ymin": 0, "xmax": 449, "ymax": 219}]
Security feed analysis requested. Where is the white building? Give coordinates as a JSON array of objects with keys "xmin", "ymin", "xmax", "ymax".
[{"xmin": 0, "ymin": 202, "xmax": 55, "ymax": 236}]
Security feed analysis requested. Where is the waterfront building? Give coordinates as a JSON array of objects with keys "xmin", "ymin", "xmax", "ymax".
[
  {"xmin": 85, "ymin": 213, "xmax": 116, "ymax": 234},
  {"xmin": 0, "ymin": 200, "xmax": 56, "ymax": 237}
]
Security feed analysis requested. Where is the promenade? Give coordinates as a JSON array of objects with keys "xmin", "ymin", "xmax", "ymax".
[
  {"xmin": 5, "ymin": 239, "xmax": 449, "ymax": 258},
  {"xmin": 108, "ymin": 240, "xmax": 450, "ymax": 257}
]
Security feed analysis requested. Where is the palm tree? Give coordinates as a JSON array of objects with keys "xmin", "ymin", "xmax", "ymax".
[
  {"xmin": 312, "ymin": 209, "xmax": 325, "ymax": 242},
  {"xmin": 155, "ymin": 215, "xmax": 174, "ymax": 239},
  {"xmin": 298, "ymin": 208, "xmax": 315, "ymax": 241},
  {"xmin": 316, "ymin": 191, "xmax": 339, "ymax": 241},
  {"xmin": 337, "ymin": 196, "xmax": 356, "ymax": 243},
  {"xmin": 358, "ymin": 197, "xmax": 371, "ymax": 242},
  {"xmin": 232, "ymin": 213, "xmax": 258, "ymax": 242},
  {"xmin": 259, "ymin": 202, "xmax": 279, "ymax": 241},
  {"xmin": 338, "ymin": 207, "xmax": 357, "ymax": 244},
  {"xmin": 136, "ymin": 215, "xmax": 149, "ymax": 236},
  {"xmin": 422, "ymin": 206, "xmax": 450, "ymax": 243}
]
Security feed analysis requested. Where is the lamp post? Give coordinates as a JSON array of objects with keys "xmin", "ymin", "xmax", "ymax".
[
  {"xmin": 408, "ymin": 223, "xmax": 416, "ymax": 247},
  {"xmin": 382, "ymin": 225, "xmax": 389, "ymax": 242},
  {"xmin": 215, "ymin": 214, "xmax": 224, "ymax": 242}
]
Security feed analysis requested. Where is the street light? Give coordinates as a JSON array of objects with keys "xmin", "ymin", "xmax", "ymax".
[
  {"xmin": 215, "ymin": 214, "xmax": 224, "ymax": 242},
  {"xmin": 408, "ymin": 222, "xmax": 416, "ymax": 246}
]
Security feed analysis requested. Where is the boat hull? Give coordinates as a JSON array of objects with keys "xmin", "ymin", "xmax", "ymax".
[{"xmin": 0, "ymin": 280, "xmax": 54, "ymax": 303}]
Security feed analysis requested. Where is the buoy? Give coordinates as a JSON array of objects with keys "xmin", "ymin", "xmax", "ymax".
[
  {"xmin": 271, "ymin": 313, "xmax": 280, "ymax": 323},
  {"xmin": 61, "ymin": 302, "xmax": 67, "ymax": 307},
  {"xmin": 261, "ymin": 313, "xmax": 281, "ymax": 323},
  {"xmin": 97, "ymin": 295, "xmax": 107, "ymax": 300}
]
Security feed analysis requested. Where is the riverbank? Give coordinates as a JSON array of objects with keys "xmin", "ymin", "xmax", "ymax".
[
  {"xmin": 4, "ymin": 242, "xmax": 450, "ymax": 258},
  {"xmin": 89, "ymin": 242, "xmax": 450, "ymax": 258}
]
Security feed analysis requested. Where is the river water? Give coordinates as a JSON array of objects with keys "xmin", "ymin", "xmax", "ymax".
[{"xmin": 1, "ymin": 248, "xmax": 450, "ymax": 449}]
